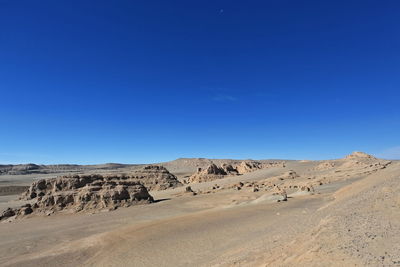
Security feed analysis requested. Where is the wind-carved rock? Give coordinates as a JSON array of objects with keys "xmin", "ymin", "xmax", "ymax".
[
  {"xmin": 6, "ymin": 174, "xmax": 154, "ymax": 218},
  {"xmin": 345, "ymin": 151, "xmax": 376, "ymax": 160},
  {"xmin": 188, "ymin": 161, "xmax": 285, "ymax": 183},
  {"xmin": 135, "ymin": 165, "xmax": 182, "ymax": 190},
  {"xmin": 1, "ymin": 166, "xmax": 182, "ymax": 220},
  {"xmin": 188, "ymin": 164, "xmax": 228, "ymax": 183},
  {"xmin": 235, "ymin": 161, "xmax": 263, "ymax": 174}
]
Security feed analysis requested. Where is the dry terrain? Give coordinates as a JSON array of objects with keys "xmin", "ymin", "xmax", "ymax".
[{"xmin": 0, "ymin": 152, "xmax": 399, "ymax": 266}]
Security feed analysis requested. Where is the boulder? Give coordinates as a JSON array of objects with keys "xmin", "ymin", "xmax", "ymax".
[
  {"xmin": 184, "ymin": 186, "xmax": 197, "ymax": 195},
  {"xmin": 277, "ymin": 170, "xmax": 299, "ymax": 180},
  {"xmin": 272, "ymin": 186, "xmax": 287, "ymax": 202}
]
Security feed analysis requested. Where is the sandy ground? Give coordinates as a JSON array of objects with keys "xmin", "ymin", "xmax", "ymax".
[{"xmin": 0, "ymin": 158, "xmax": 399, "ymax": 266}]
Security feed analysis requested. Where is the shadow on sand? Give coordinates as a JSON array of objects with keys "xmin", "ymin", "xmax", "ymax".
[{"xmin": 153, "ymin": 198, "xmax": 171, "ymax": 203}]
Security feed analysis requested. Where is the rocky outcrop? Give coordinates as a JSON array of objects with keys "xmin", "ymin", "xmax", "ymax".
[
  {"xmin": 345, "ymin": 151, "xmax": 375, "ymax": 159},
  {"xmin": 237, "ymin": 170, "xmax": 308, "ymax": 194},
  {"xmin": 21, "ymin": 165, "xmax": 180, "ymax": 201},
  {"xmin": 235, "ymin": 161, "xmax": 263, "ymax": 174},
  {"xmin": 188, "ymin": 161, "xmax": 285, "ymax": 183},
  {"xmin": 2, "ymin": 182, "xmax": 152, "ymax": 220},
  {"xmin": 131, "ymin": 165, "xmax": 182, "ymax": 191},
  {"xmin": 188, "ymin": 164, "xmax": 228, "ymax": 183},
  {"xmin": 221, "ymin": 164, "xmax": 239, "ymax": 175},
  {"xmin": 1, "ymin": 166, "xmax": 182, "ymax": 220},
  {"xmin": 204, "ymin": 164, "xmax": 227, "ymax": 175},
  {"xmin": 339, "ymin": 153, "xmax": 391, "ymax": 172},
  {"xmin": 0, "ymin": 174, "xmax": 155, "ymax": 220},
  {"xmin": 235, "ymin": 161, "xmax": 285, "ymax": 174}
]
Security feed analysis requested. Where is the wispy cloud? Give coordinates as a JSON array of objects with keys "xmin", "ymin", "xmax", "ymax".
[
  {"xmin": 212, "ymin": 94, "xmax": 237, "ymax": 102},
  {"xmin": 376, "ymin": 146, "xmax": 400, "ymax": 159}
]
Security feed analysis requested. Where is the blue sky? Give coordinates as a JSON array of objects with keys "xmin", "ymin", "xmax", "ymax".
[{"xmin": 0, "ymin": 0, "xmax": 399, "ymax": 164}]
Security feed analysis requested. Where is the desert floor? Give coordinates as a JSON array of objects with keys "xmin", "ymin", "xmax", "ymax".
[{"xmin": 0, "ymin": 159, "xmax": 399, "ymax": 266}]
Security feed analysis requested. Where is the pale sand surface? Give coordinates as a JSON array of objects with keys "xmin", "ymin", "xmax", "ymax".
[{"xmin": 0, "ymin": 158, "xmax": 399, "ymax": 266}]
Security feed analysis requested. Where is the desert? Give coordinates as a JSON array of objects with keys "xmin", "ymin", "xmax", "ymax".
[
  {"xmin": 1, "ymin": 1, "xmax": 399, "ymax": 266},
  {"xmin": 0, "ymin": 152, "xmax": 399, "ymax": 266}
]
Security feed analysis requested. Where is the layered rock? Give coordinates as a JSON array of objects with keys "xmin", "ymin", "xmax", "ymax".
[
  {"xmin": 220, "ymin": 164, "xmax": 239, "ymax": 175},
  {"xmin": 21, "ymin": 165, "xmax": 181, "ymax": 202},
  {"xmin": 235, "ymin": 161, "xmax": 285, "ymax": 174},
  {"xmin": 235, "ymin": 161, "xmax": 263, "ymax": 174},
  {"xmin": 345, "ymin": 151, "xmax": 376, "ymax": 159},
  {"xmin": 1, "ymin": 166, "xmax": 182, "ymax": 220},
  {"xmin": 188, "ymin": 161, "xmax": 285, "ymax": 183},
  {"xmin": 188, "ymin": 164, "xmax": 228, "ymax": 183},
  {"xmin": 132, "ymin": 165, "xmax": 182, "ymax": 190},
  {"xmin": 1, "ymin": 174, "xmax": 153, "ymax": 219}
]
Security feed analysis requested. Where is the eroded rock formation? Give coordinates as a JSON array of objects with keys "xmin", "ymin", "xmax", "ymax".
[
  {"xmin": 188, "ymin": 161, "xmax": 285, "ymax": 183},
  {"xmin": 133, "ymin": 165, "xmax": 182, "ymax": 190},
  {"xmin": 345, "ymin": 151, "xmax": 376, "ymax": 159},
  {"xmin": 1, "ymin": 166, "xmax": 182, "ymax": 220},
  {"xmin": 0, "ymin": 175, "xmax": 154, "ymax": 220},
  {"xmin": 188, "ymin": 164, "xmax": 228, "ymax": 183}
]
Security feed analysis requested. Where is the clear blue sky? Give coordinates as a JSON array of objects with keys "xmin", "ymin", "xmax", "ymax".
[{"xmin": 1, "ymin": 0, "xmax": 399, "ymax": 164}]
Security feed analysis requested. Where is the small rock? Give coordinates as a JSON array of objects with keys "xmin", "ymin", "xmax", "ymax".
[{"xmin": 0, "ymin": 208, "xmax": 16, "ymax": 220}]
